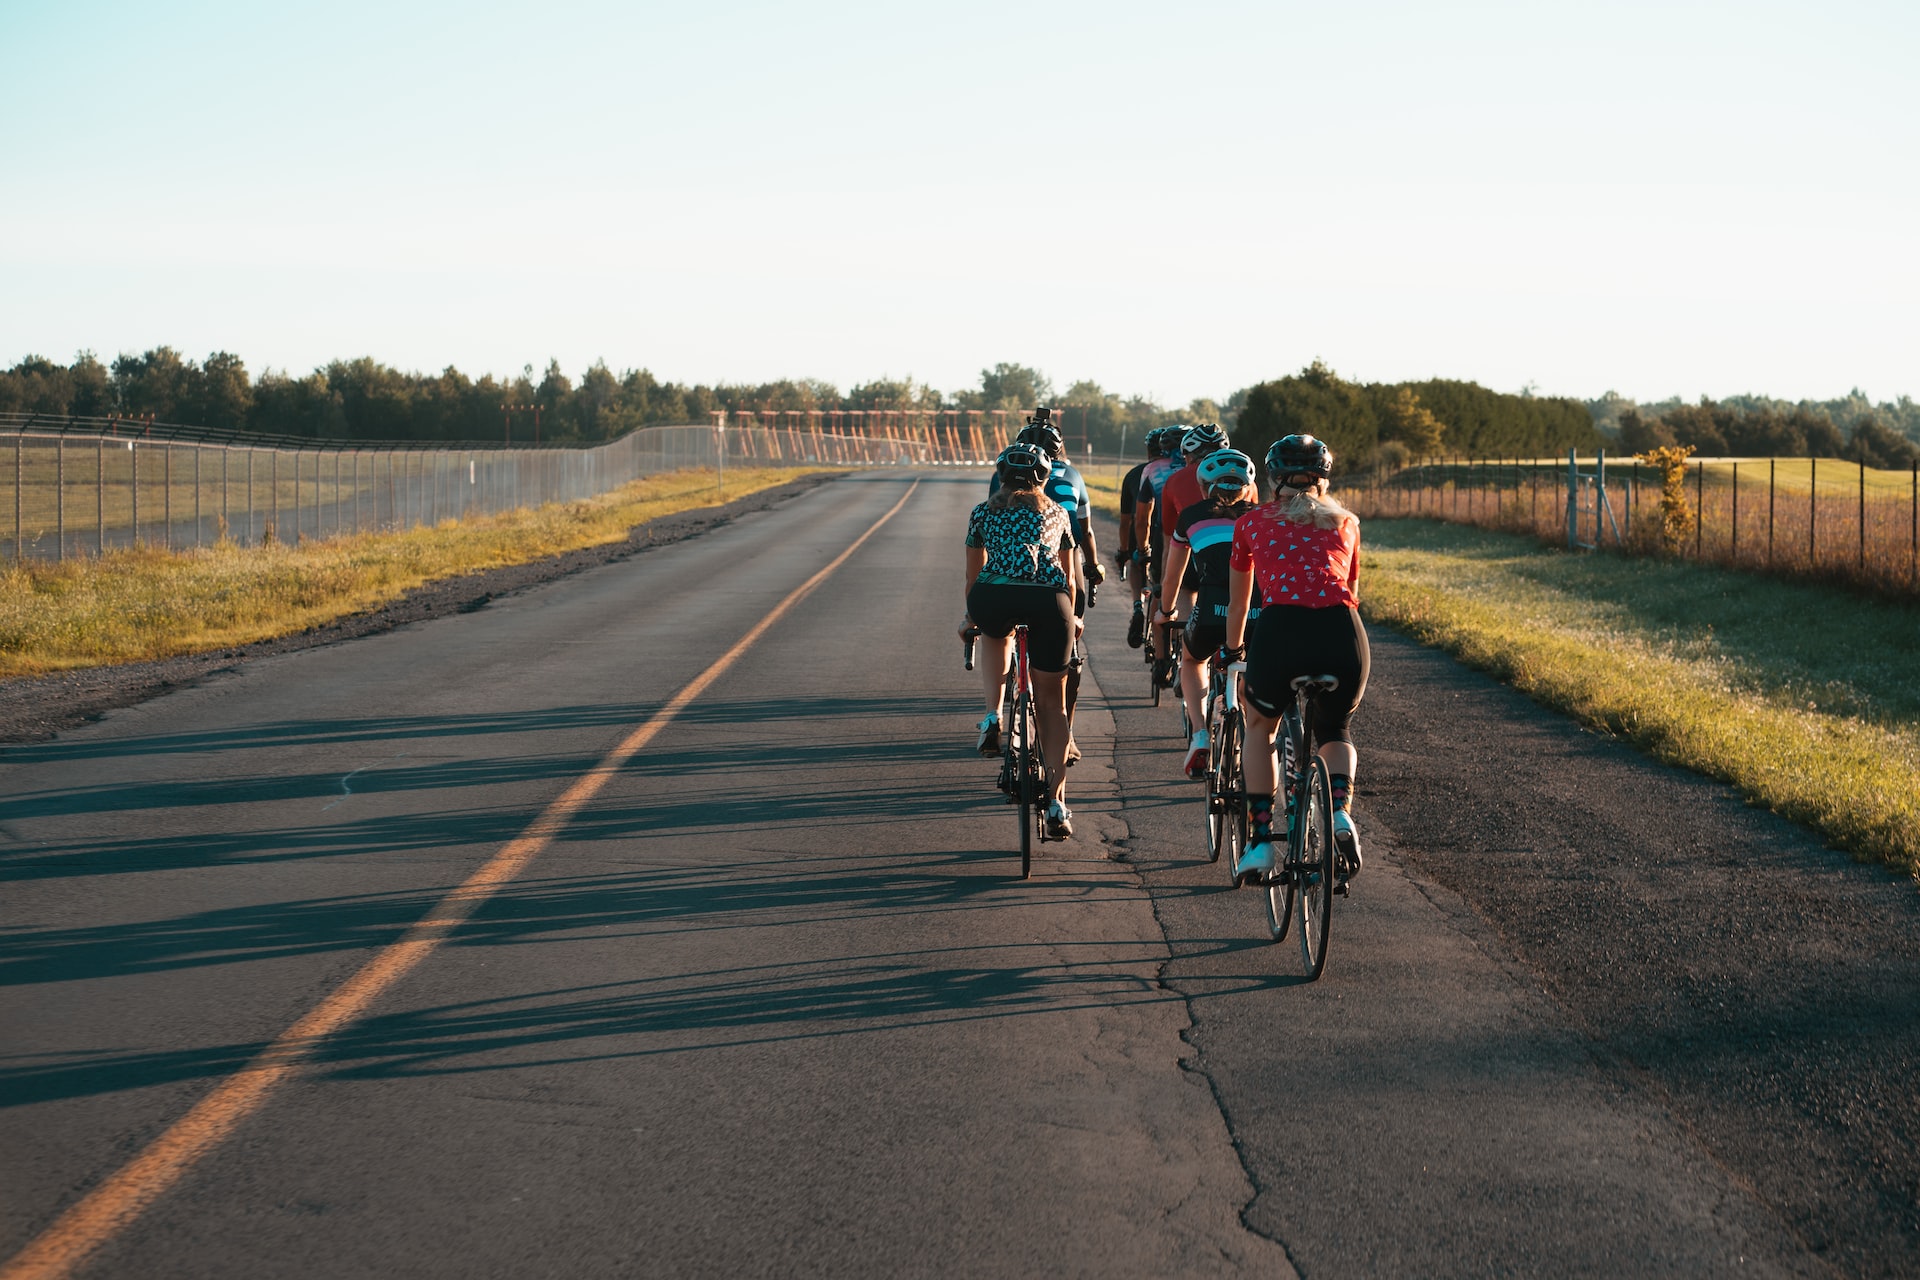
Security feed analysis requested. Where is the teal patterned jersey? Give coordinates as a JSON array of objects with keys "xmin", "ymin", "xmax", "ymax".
[{"xmin": 967, "ymin": 498, "xmax": 1077, "ymax": 589}]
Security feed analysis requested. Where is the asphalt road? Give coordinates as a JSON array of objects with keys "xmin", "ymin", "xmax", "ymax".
[{"xmin": 3, "ymin": 470, "xmax": 1916, "ymax": 1278}]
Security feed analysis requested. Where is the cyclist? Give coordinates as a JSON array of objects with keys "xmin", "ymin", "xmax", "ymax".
[
  {"xmin": 1222, "ymin": 433, "xmax": 1368, "ymax": 886},
  {"xmin": 1114, "ymin": 427, "xmax": 1165, "ymax": 649},
  {"xmin": 989, "ymin": 409, "xmax": 1101, "ymax": 764},
  {"xmin": 1150, "ymin": 424, "xmax": 1230, "ymax": 688},
  {"xmin": 1157, "ymin": 448, "xmax": 1261, "ymax": 778},
  {"xmin": 963, "ymin": 443, "xmax": 1083, "ymax": 839},
  {"xmin": 1132, "ymin": 426, "xmax": 1186, "ymax": 681}
]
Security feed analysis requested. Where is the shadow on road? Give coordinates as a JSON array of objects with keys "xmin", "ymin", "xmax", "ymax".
[{"xmin": 0, "ymin": 853, "xmax": 1160, "ymax": 1105}]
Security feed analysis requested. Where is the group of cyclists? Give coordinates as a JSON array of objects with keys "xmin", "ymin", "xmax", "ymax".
[{"xmin": 960, "ymin": 408, "xmax": 1368, "ymax": 888}]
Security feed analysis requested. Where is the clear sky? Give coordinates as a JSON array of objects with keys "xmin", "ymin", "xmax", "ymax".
[{"xmin": 3, "ymin": 0, "xmax": 1915, "ymax": 407}]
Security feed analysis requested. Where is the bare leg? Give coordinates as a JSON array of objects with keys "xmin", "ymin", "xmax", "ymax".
[
  {"xmin": 1320, "ymin": 741, "xmax": 1356, "ymax": 790},
  {"xmin": 1244, "ymin": 704, "xmax": 1281, "ymax": 803},
  {"xmin": 978, "ymin": 633, "xmax": 1011, "ymax": 718},
  {"xmin": 1179, "ymin": 652, "xmax": 1208, "ymax": 737},
  {"xmin": 1033, "ymin": 670, "xmax": 1071, "ymax": 806}
]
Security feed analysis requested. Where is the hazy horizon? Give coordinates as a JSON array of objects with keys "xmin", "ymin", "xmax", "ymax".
[{"xmin": 5, "ymin": 0, "xmax": 1915, "ymax": 408}]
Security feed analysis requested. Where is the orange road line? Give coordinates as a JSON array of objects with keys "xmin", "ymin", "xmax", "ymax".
[{"xmin": 0, "ymin": 479, "xmax": 923, "ymax": 1280}]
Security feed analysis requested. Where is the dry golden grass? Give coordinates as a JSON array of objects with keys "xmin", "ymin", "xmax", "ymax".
[{"xmin": 0, "ymin": 467, "xmax": 833, "ymax": 678}]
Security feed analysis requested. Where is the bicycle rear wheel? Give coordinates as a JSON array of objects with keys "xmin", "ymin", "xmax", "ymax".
[
  {"xmin": 1215, "ymin": 715, "xmax": 1248, "ymax": 873},
  {"xmin": 1295, "ymin": 758, "xmax": 1335, "ymax": 978},
  {"xmin": 1014, "ymin": 695, "xmax": 1035, "ymax": 879},
  {"xmin": 1205, "ymin": 700, "xmax": 1229, "ymax": 863},
  {"xmin": 1266, "ymin": 712, "xmax": 1301, "ymax": 941}
]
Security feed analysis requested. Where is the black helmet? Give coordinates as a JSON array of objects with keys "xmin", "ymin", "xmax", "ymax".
[
  {"xmin": 1266, "ymin": 433, "xmax": 1333, "ymax": 481},
  {"xmin": 1015, "ymin": 420, "xmax": 1063, "ymax": 460},
  {"xmin": 1182, "ymin": 423, "xmax": 1228, "ymax": 458},
  {"xmin": 996, "ymin": 443, "xmax": 1050, "ymax": 487}
]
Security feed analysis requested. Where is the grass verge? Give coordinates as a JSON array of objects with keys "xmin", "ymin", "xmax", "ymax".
[
  {"xmin": 1084, "ymin": 471, "xmax": 1125, "ymax": 524},
  {"xmin": 1361, "ymin": 518, "xmax": 1920, "ymax": 876},
  {"xmin": 0, "ymin": 467, "xmax": 836, "ymax": 679}
]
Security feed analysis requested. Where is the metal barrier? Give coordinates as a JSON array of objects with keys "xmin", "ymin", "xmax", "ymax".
[{"xmin": 2, "ymin": 419, "xmax": 998, "ymax": 562}]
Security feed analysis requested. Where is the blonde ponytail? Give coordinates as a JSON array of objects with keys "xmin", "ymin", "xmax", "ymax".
[{"xmin": 1279, "ymin": 488, "xmax": 1356, "ymax": 532}]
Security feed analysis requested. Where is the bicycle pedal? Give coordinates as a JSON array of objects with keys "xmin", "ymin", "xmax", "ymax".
[{"xmin": 1334, "ymin": 883, "xmax": 1350, "ymax": 897}]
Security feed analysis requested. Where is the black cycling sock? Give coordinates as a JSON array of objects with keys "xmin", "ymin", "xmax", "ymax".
[
  {"xmin": 1249, "ymin": 797, "xmax": 1274, "ymax": 838},
  {"xmin": 1330, "ymin": 773, "xmax": 1352, "ymax": 811}
]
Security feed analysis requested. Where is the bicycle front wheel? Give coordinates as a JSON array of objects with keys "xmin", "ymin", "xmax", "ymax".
[
  {"xmin": 1205, "ymin": 703, "xmax": 1231, "ymax": 863},
  {"xmin": 1295, "ymin": 758, "xmax": 1335, "ymax": 979}
]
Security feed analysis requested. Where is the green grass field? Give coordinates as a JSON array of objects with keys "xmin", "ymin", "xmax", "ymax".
[
  {"xmin": 1360, "ymin": 518, "xmax": 1920, "ymax": 876},
  {"xmin": 0, "ymin": 467, "xmax": 834, "ymax": 678}
]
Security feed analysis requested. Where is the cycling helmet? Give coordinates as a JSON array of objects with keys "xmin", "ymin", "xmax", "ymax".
[
  {"xmin": 1197, "ymin": 448, "xmax": 1254, "ymax": 494},
  {"xmin": 1148, "ymin": 426, "xmax": 1180, "ymax": 457},
  {"xmin": 1182, "ymin": 423, "xmax": 1229, "ymax": 457},
  {"xmin": 1015, "ymin": 420, "xmax": 1063, "ymax": 460},
  {"xmin": 1265, "ymin": 433, "xmax": 1333, "ymax": 482},
  {"xmin": 996, "ymin": 443, "xmax": 1050, "ymax": 488}
]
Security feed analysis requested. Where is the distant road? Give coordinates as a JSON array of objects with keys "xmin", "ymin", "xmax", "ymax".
[{"xmin": 3, "ymin": 470, "xmax": 1915, "ymax": 1278}]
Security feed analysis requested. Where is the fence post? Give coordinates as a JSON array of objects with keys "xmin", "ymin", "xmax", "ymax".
[
  {"xmin": 247, "ymin": 450, "xmax": 255, "ymax": 544},
  {"xmin": 1859, "ymin": 456, "xmax": 1866, "ymax": 571},
  {"xmin": 193, "ymin": 447, "xmax": 201, "ymax": 548},
  {"xmin": 1731, "ymin": 462, "xmax": 1739, "ymax": 563},
  {"xmin": 1768, "ymin": 458, "xmax": 1775, "ymax": 568},
  {"xmin": 1565, "ymin": 449, "xmax": 1577, "ymax": 549},
  {"xmin": 1595, "ymin": 451, "xmax": 1607, "ymax": 546},
  {"xmin": 11, "ymin": 433, "xmax": 19, "ymax": 562},
  {"xmin": 163, "ymin": 445, "xmax": 172, "ymax": 549},
  {"xmin": 56, "ymin": 436, "xmax": 65, "ymax": 561},
  {"xmin": 1694, "ymin": 459, "xmax": 1703, "ymax": 558},
  {"xmin": 1809, "ymin": 456, "xmax": 1817, "ymax": 567},
  {"xmin": 97, "ymin": 438, "xmax": 105, "ymax": 556}
]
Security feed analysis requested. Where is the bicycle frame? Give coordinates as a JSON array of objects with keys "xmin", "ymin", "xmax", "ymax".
[{"xmin": 994, "ymin": 625, "xmax": 1045, "ymax": 876}]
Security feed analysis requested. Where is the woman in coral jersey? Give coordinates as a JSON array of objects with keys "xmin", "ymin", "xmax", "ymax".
[{"xmin": 1222, "ymin": 434, "xmax": 1368, "ymax": 887}]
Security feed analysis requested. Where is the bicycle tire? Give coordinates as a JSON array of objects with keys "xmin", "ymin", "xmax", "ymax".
[
  {"xmin": 1295, "ymin": 757, "xmax": 1335, "ymax": 979},
  {"xmin": 1266, "ymin": 710, "xmax": 1301, "ymax": 941},
  {"xmin": 1205, "ymin": 695, "xmax": 1229, "ymax": 863},
  {"xmin": 1015, "ymin": 693, "xmax": 1035, "ymax": 879}
]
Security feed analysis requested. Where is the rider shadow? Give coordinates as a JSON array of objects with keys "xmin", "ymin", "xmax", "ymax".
[{"xmin": 0, "ymin": 852, "xmax": 1169, "ymax": 1104}]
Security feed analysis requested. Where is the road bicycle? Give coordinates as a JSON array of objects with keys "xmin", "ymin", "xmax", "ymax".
[
  {"xmin": 1204, "ymin": 654, "xmax": 1248, "ymax": 870},
  {"xmin": 966, "ymin": 623, "xmax": 1046, "ymax": 878},
  {"xmin": 1266, "ymin": 674, "xmax": 1342, "ymax": 980},
  {"xmin": 1143, "ymin": 605, "xmax": 1165, "ymax": 706}
]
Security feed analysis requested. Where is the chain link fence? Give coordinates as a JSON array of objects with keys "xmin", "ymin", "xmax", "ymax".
[{"xmin": 2, "ymin": 414, "xmax": 993, "ymax": 563}]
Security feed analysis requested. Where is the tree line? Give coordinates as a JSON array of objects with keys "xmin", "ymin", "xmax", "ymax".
[
  {"xmin": 1588, "ymin": 389, "xmax": 1920, "ymax": 467},
  {"xmin": 1234, "ymin": 360, "xmax": 1603, "ymax": 472},
  {"xmin": 4, "ymin": 348, "xmax": 1914, "ymax": 468},
  {"xmin": 0, "ymin": 350, "xmax": 1208, "ymax": 453}
]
